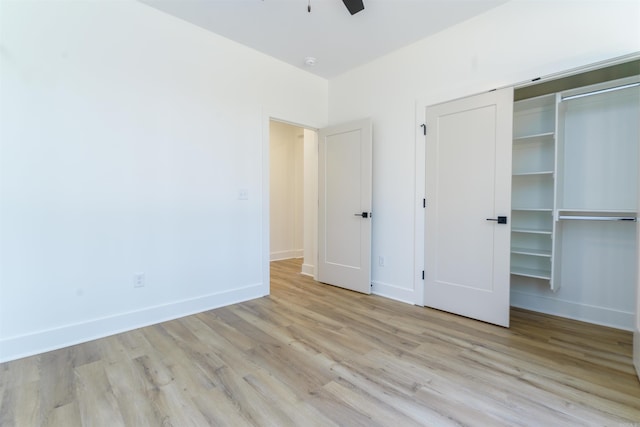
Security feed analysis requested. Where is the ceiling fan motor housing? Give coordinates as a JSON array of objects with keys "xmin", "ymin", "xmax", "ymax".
[{"xmin": 342, "ymin": 0, "xmax": 364, "ymax": 15}]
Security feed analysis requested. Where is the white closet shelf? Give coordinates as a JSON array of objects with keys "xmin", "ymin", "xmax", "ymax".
[
  {"xmin": 514, "ymin": 93, "xmax": 556, "ymax": 111},
  {"xmin": 556, "ymin": 209, "xmax": 637, "ymax": 222},
  {"xmin": 512, "ymin": 227, "xmax": 552, "ymax": 235},
  {"xmin": 558, "ymin": 215, "xmax": 637, "ymax": 222},
  {"xmin": 511, "ymin": 247, "xmax": 552, "ymax": 257},
  {"xmin": 513, "ymin": 132, "xmax": 555, "ymax": 142},
  {"xmin": 512, "ymin": 171, "xmax": 554, "ymax": 176},
  {"xmin": 511, "ymin": 266, "xmax": 551, "ymax": 280},
  {"xmin": 557, "ymin": 208, "xmax": 637, "ymax": 215}
]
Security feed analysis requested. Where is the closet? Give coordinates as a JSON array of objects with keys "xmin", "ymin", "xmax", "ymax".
[
  {"xmin": 510, "ymin": 71, "xmax": 640, "ymax": 327},
  {"xmin": 424, "ymin": 59, "xmax": 639, "ymax": 332}
]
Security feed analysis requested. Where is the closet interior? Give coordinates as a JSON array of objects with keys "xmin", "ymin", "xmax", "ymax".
[{"xmin": 510, "ymin": 61, "xmax": 639, "ymax": 329}]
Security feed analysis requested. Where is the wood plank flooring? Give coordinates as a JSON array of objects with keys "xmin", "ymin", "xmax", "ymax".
[{"xmin": 1, "ymin": 258, "xmax": 639, "ymax": 426}]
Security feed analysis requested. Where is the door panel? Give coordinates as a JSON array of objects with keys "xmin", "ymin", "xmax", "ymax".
[
  {"xmin": 325, "ymin": 130, "xmax": 361, "ymax": 267},
  {"xmin": 425, "ymin": 88, "xmax": 513, "ymax": 327},
  {"xmin": 435, "ymin": 106, "xmax": 498, "ymax": 292},
  {"xmin": 318, "ymin": 119, "xmax": 372, "ymax": 294}
]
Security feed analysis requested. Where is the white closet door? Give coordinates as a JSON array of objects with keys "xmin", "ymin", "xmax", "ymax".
[{"xmin": 424, "ymin": 88, "xmax": 513, "ymax": 327}]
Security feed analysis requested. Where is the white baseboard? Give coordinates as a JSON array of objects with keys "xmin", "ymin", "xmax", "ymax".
[
  {"xmin": 371, "ymin": 280, "xmax": 416, "ymax": 305},
  {"xmin": 270, "ymin": 249, "xmax": 303, "ymax": 261},
  {"xmin": 0, "ymin": 282, "xmax": 264, "ymax": 363},
  {"xmin": 301, "ymin": 263, "xmax": 315, "ymax": 277},
  {"xmin": 510, "ymin": 290, "xmax": 634, "ymax": 331}
]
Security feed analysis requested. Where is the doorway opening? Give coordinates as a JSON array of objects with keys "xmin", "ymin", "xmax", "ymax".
[
  {"xmin": 264, "ymin": 117, "xmax": 372, "ymax": 296},
  {"xmin": 268, "ymin": 119, "xmax": 318, "ymax": 278}
]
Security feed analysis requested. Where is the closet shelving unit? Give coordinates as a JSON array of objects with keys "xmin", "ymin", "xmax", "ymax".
[
  {"xmin": 511, "ymin": 76, "xmax": 639, "ymax": 292},
  {"xmin": 511, "ymin": 93, "xmax": 558, "ymax": 285}
]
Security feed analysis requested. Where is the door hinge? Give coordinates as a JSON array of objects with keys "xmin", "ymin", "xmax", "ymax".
[
  {"xmin": 422, "ymin": 270, "xmax": 425, "ymax": 280},
  {"xmin": 423, "ymin": 198, "xmax": 426, "ymax": 208},
  {"xmin": 420, "ymin": 124, "xmax": 427, "ymax": 136}
]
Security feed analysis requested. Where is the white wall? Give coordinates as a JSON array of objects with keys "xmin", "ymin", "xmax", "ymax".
[
  {"xmin": 328, "ymin": 0, "xmax": 640, "ymax": 328},
  {"xmin": 269, "ymin": 121, "xmax": 304, "ymax": 261},
  {"xmin": 0, "ymin": 0, "xmax": 327, "ymax": 362}
]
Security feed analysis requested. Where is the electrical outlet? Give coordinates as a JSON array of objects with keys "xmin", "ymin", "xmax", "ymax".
[
  {"xmin": 133, "ymin": 272, "xmax": 145, "ymax": 288},
  {"xmin": 238, "ymin": 189, "xmax": 249, "ymax": 200},
  {"xmin": 378, "ymin": 256, "xmax": 385, "ymax": 267}
]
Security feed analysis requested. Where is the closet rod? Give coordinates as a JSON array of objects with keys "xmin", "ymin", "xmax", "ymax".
[
  {"xmin": 561, "ymin": 82, "xmax": 640, "ymax": 101},
  {"xmin": 558, "ymin": 215, "xmax": 637, "ymax": 222}
]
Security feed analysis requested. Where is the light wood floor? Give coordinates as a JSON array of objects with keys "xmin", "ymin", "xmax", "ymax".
[{"xmin": 1, "ymin": 258, "xmax": 639, "ymax": 426}]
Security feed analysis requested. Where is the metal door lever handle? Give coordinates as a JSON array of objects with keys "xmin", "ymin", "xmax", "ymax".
[
  {"xmin": 486, "ymin": 216, "xmax": 507, "ymax": 224},
  {"xmin": 354, "ymin": 212, "xmax": 369, "ymax": 218}
]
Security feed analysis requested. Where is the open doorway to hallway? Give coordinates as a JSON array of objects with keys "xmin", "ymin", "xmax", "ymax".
[{"xmin": 269, "ymin": 120, "xmax": 318, "ymax": 278}]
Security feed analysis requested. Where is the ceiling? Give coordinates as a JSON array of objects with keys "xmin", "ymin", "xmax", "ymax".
[{"xmin": 139, "ymin": 0, "xmax": 509, "ymax": 79}]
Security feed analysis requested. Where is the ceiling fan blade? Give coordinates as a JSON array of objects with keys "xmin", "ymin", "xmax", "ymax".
[{"xmin": 342, "ymin": 0, "xmax": 364, "ymax": 15}]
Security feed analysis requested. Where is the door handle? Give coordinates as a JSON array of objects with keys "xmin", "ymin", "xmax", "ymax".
[
  {"xmin": 354, "ymin": 212, "xmax": 370, "ymax": 218},
  {"xmin": 486, "ymin": 216, "xmax": 507, "ymax": 224}
]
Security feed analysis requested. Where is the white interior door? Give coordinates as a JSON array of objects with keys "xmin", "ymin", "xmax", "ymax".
[
  {"xmin": 424, "ymin": 88, "xmax": 513, "ymax": 327},
  {"xmin": 318, "ymin": 118, "xmax": 372, "ymax": 294}
]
